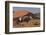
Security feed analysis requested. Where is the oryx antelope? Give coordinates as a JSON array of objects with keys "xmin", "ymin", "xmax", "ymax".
[{"xmin": 15, "ymin": 16, "xmax": 32, "ymax": 24}]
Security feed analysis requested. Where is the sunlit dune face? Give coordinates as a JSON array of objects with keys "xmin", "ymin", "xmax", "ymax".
[{"xmin": 13, "ymin": 10, "xmax": 30, "ymax": 17}]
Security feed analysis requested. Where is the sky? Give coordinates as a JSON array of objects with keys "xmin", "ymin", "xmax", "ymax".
[{"xmin": 13, "ymin": 7, "xmax": 40, "ymax": 14}]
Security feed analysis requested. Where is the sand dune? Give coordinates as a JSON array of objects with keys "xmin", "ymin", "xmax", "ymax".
[{"xmin": 13, "ymin": 10, "xmax": 32, "ymax": 17}]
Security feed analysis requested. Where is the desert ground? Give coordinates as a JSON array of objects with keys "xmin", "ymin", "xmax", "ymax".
[{"xmin": 13, "ymin": 19, "xmax": 40, "ymax": 28}]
